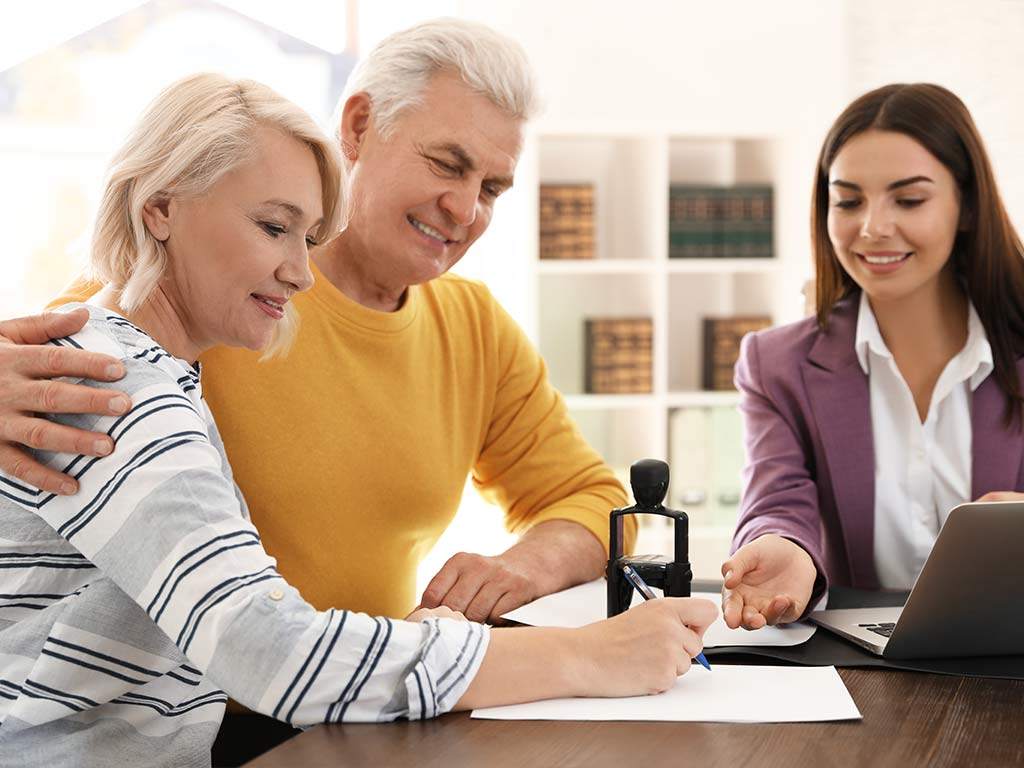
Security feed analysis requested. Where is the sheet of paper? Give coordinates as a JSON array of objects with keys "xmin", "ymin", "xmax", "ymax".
[
  {"xmin": 501, "ymin": 579, "xmax": 816, "ymax": 648},
  {"xmin": 472, "ymin": 665, "xmax": 860, "ymax": 723}
]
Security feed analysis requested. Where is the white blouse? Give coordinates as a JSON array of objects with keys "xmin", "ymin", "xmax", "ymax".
[{"xmin": 855, "ymin": 291, "xmax": 993, "ymax": 589}]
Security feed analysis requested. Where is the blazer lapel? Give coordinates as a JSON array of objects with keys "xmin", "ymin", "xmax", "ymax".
[
  {"xmin": 802, "ymin": 297, "xmax": 879, "ymax": 589},
  {"xmin": 971, "ymin": 360, "xmax": 1024, "ymax": 498}
]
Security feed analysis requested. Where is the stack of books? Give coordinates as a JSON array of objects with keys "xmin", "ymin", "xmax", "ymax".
[
  {"xmin": 669, "ymin": 185, "xmax": 773, "ymax": 259},
  {"xmin": 539, "ymin": 183, "xmax": 595, "ymax": 260},
  {"xmin": 703, "ymin": 316, "xmax": 772, "ymax": 391},
  {"xmin": 583, "ymin": 317, "xmax": 653, "ymax": 394}
]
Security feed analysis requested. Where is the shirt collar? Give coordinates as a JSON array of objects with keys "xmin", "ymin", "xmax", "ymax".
[
  {"xmin": 853, "ymin": 290, "xmax": 993, "ymax": 390},
  {"xmin": 854, "ymin": 290, "xmax": 889, "ymax": 374}
]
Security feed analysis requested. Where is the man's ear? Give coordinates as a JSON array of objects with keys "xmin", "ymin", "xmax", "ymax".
[
  {"xmin": 339, "ymin": 92, "xmax": 373, "ymax": 161},
  {"xmin": 141, "ymin": 195, "xmax": 173, "ymax": 242}
]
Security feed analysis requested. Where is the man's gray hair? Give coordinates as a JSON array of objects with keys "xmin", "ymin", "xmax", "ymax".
[{"xmin": 335, "ymin": 17, "xmax": 540, "ymax": 140}]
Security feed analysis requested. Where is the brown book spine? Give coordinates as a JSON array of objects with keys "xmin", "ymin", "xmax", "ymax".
[
  {"xmin": 540, "ymin": 183, "xmax": 595, "ymax": 260},
  {"xmin": 584, "ymin": 318, "xmax": 653, "ymax": 394},
  {"xmin": 702, "ymin": 316, "xmax": 772, "ymax": 391}
]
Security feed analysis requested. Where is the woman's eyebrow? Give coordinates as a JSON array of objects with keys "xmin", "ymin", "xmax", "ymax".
[
  {"xmin": 829, "ymin": 175, "xmax": 934, "ymax": 191},
  {"xmin": 259, "ymin": 199, "xmax": 305, "ymax": 218}
]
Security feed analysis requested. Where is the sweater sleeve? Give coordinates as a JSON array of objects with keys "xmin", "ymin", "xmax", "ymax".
[
  {"xmin": 43, "ymin": 273, "xmax": 102, "ymax": 310},
  {"xmin": 471, "ymin": 294, "xmax": 635, "ymax": 557},
  {"xmin": 732, "ymin": 332, "xmax": 828, "ymax": 602},
  {"xmin": 22, "ymin": 350, "xmax": 487, "ymax": 724}
]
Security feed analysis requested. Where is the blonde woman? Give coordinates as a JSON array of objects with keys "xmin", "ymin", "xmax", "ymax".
[{"xmin": 0, "ymin": 73, "xmax": 716, "ymax": 767}]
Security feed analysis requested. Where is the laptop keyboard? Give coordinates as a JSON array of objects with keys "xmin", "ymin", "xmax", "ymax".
[{"xmin": 858, "ymin": 622, "xmax": 896, "ymax": 638}]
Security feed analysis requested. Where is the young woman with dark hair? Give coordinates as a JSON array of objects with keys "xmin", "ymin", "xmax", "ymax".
[{"xmin": 721, "ymin": 83, "xmax": 1024, "ymax": 630}]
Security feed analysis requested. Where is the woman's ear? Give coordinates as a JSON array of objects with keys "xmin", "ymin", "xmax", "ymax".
[
  {"xmin": 141, "ymin": 195, "xmax": 173, "ymax": 242},
  {"xmin": 339, "ymin": 92, "xmax": 373, "ymax": 162}
]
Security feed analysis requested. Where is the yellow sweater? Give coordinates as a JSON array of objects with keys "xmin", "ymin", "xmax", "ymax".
[{"xmin": 54, "ymin": 262, "xmax": 633, "ymax": 617}]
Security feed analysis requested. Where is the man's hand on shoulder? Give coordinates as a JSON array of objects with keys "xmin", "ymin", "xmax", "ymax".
[
  {"xmin": 0, "ymin": 308, "xmax": 130, "ymax": 494},
  {"xmin": 418, "ymin": 519, "xmax": 605, "ymax": 623}
]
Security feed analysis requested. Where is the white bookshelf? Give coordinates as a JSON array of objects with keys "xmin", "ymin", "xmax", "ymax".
[{"xmin": 531, "ymin": 130, "xmax": 801, "ymax": 577}]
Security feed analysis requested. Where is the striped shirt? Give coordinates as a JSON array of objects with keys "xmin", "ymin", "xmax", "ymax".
[{"xmin": 0, "ymin": 305, "xmax": 487, "ymax": 768}]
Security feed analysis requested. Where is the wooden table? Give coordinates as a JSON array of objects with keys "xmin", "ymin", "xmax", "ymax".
[{"xmin": 244, "ymin": 668, "xmax": 1024, "ymax": 767}]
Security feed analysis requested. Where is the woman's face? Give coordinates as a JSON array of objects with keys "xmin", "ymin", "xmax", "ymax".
[
  {"xmin": 826, "ymin": 129, "xmax": 963, "ymax": 306},
  {"xmin": 156, "ymin": 126, "xmax": 321, "ymax": 353}
]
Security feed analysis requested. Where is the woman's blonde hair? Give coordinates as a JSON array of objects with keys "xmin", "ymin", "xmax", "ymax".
[{"xmin": 90, "ymin": 72, "xmax": 342, "ymax": 356}]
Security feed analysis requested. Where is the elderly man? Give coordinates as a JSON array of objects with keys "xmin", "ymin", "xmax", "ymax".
[{"xmin": 0, "ymin": 18, "xmax": 633, "ymax": 630}]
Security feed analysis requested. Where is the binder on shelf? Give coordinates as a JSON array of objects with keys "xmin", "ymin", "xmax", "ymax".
[
  {"xmin": 584, "ymin": 317, "xmax": 653, "ymax": 394},
  {"xmin": 540, "ymin": 183, "xmax": 595, "ymax": 260},
  {"xmin": 668, "ymin": 404, "xmax": 746, "ymax": 531},
  {"xmin": 702, "ymin": 316, "xmax": 772, "ymax": 391},
  {"xmin": 669, "ymin": 185, "xmax": 773, "ymax": 259},
  {"xmin": 709, "ymin": 405, "xmax": 744, "ymax": 527},
  {"xmin": 668, "ymin": 407, "xmax": 709, "ymax": 526}
]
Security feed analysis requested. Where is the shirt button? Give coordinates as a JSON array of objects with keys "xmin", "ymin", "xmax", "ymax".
[{"xmin": 269, "ymin": 588, "xmax": 285, "ymax": 601}]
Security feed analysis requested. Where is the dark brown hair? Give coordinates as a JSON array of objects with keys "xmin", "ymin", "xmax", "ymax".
[{"xmin": 812, "ymin": 83, "xmax": 1024, "ymax": 427}]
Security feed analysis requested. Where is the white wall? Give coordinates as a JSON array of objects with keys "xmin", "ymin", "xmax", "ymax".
[
  {"xmin": 842, "ymin": 0, "xmax": 1024, "ymax": 227},
  {"xmin": 457, "ymin": 0, "xmax": 850, "ymax": 328},
  {"xmin": 453, "ymin": 0, "xmax": 1024, "ymax": 327}
]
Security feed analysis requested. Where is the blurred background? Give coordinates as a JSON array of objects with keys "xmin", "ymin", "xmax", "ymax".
[{"xmin": 3, "ymin": 0, "xmax": 1023, "ymax": 591}]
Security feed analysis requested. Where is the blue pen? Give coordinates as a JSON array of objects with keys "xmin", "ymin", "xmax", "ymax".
[{"xmin": 622, "ymin": 564, "xmax": 712, "ymax": 671}]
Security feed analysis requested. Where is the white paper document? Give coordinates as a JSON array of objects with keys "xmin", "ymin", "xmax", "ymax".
[
  {"xmin": 471, "ymin": 665, "xmax": 861, "ymax": 723},
  {"xmin": 502, "ymin": 579, "xmax": 816, "ymax": 648}
]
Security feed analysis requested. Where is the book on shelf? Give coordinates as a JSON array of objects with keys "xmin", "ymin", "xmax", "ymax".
[
  {"xmin": 539, "ymin": 183, "xmax": 595, "ymax": 260},
  {"xmin": 669, "ymin": 185, "xmax": 773, "ymax": 259},
  {"xmin": 668, "ymin": 404, "xmax": 745, "ymax": 529},
  {"xmin": 703, "ymin": 316, "xmax": 772, "ymax": 391},
  {"xmin": 583, "ymin": 317, "xmax": 653, "ymax": 394}
]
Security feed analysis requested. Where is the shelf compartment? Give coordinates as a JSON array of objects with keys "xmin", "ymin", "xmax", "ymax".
[
  {"xmin": 666, "ymin": 272, "xmax": 777, "ymax": 392},
  {"xmin": 539, "ymin": 272, "xmax": 657, "ymax": 396},
  {"xmin": 538, "ymin": 134, "xmax": 666, "ymax": 263},
  {"xmin": 566, "ymin": 405, "xmax": 664, "ymax": 488}
]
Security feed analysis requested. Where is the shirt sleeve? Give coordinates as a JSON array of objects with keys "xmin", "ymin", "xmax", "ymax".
[
  {"xmin": 732, "ymin": 332, "xmax": 828, "ymax": 604},
  {"xmin": 26, "ymin": 361, "xmax": 487, "ymax": 724},
  {"xmin": 471, "ymin": 294, "xmax": 635, "ymax": 557}
]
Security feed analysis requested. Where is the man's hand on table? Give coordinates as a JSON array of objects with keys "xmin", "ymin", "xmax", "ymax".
[{"xmin": 418, "ymin": 519, "xmax": 605, "ymax": 623}]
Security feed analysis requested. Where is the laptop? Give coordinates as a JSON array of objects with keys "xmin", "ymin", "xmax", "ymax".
[{"xmin": 809, "ymin": 501, "xmax": 1024, "ymax": 659}]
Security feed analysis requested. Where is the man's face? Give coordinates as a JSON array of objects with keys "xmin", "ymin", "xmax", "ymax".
[{"xmin": 343, "ymin": 72, "xmax": 525, "ymax": 288}]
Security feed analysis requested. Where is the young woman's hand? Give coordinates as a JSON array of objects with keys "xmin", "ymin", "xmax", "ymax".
[{"xmin": 721, "ymin": 535, "xmax": 817, "ymax": 630}]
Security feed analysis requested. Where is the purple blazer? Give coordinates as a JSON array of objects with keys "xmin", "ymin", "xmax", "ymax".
[{"xmin": 731, "ymin": 295, "xmax": 1024, "ymax": 594}]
